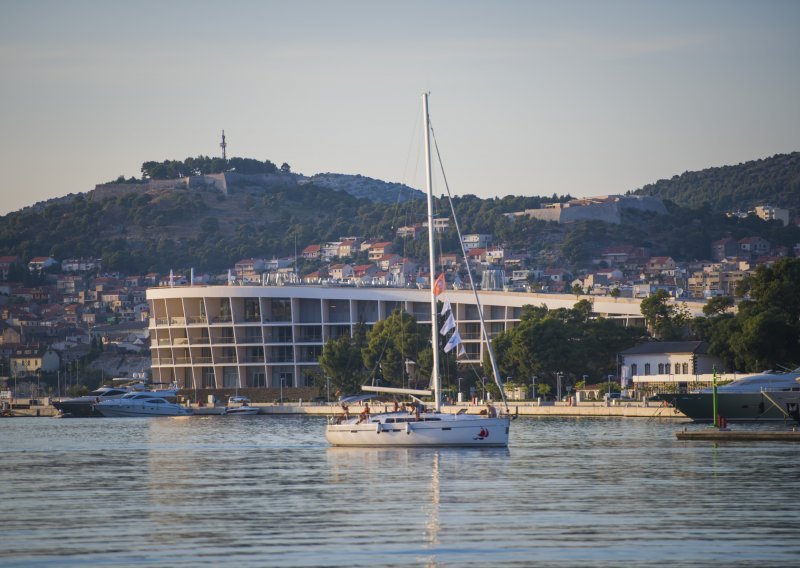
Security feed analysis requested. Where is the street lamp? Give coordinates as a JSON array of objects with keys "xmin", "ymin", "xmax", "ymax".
[
  {"xmin": 280, "ymin": 377, "xmax": 286, "ymax": 403},
  {"xmin": 608, "ymin": 374, "xmax": 613, "ymax": 400},
  {"xmin": 556, "ymin": 372, "xmax": 563, "ymax": 401},
  {"xmin": 457, "ymin": 377, "xmax": 462, "ymax": 402},
  {"xmin": 326, "ymin": 376, "xmax": 330, "ymax": 403},
  {"xmin": 531, "ymin": 375, "xmax": 536, "ymax": 400}
]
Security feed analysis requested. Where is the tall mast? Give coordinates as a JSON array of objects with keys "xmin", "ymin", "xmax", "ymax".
[{"xmin": 423, "ymin": 92, "xmax": 441, "ymax": 412}]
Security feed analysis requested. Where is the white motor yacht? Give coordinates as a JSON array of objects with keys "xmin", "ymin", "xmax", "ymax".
[{"xmin": 94, "ymin": 391, "xmax": 193, "ymax": 418}]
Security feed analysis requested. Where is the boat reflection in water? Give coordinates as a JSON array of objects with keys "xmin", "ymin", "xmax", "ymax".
[{"xmin": 658, "ymin": 368, "xmax": 800, "ymax": 422}]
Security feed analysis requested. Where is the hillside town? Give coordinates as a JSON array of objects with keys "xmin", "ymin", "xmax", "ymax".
[{"xmin": 0, "ymin": 198, "xmax": 796, "ymax": 399}]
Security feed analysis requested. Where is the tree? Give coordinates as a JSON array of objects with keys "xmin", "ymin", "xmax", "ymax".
[
  {"xmin": 640, "ymin": 290, "xmax": 689, "ymax": 340},
  {"xmin": 362, "ymin": 310, "xmax": 430, "ymax": 388},
  {"xmin": 489, "ymin": 301, "xmax": 641, "ymax": 396},
  {"xmin": 319, "ymin": 323, "xmax": 368, "ymax": 395}
]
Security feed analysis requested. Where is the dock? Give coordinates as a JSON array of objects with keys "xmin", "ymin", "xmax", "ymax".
[{"xmin": 676, "ymin": 428, "xmax": 800, "ymax": 442}]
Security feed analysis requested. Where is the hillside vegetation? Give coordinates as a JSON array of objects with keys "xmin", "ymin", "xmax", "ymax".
[
  {"xmin": 634, "ymin": 152, "xmax": 800, "ymax": 213},
  {"xmin": 1, "ymin": 153, "xmax": 798, "ymax": 275}
]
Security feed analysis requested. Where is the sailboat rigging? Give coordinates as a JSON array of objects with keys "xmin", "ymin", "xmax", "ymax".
[{"xmin": 325, "ymin": 93, "xmax": 511, "ymax": 447}]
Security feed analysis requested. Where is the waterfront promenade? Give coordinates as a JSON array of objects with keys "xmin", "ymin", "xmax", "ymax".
[{"xmin": 3, "ymin": 399, "xmax": 684, "ymax": 419}]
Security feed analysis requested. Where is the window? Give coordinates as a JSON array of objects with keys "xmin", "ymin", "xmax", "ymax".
[
  {"xmin": 665, "ymin": 363, "xmax": 671, "ymax": 375},
  {"xmin": 631, "ymin": 364, "xmax": 638, "ymax": 376},
  {"xmin": 658, "ymin": 363, "xmax": 664, "ymax": 374},
  {"xmin": 682, "ymin": 362, "xmax": 689, "ymax": 375},
  {"xmin": 644, "ymin": 364, "xmax": 651, "ymax": 375}
]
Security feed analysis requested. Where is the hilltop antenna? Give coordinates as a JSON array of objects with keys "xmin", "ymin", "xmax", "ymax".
[{"xmin": 220, "ymin": 130, "xmax": 227, "ymax": 160}]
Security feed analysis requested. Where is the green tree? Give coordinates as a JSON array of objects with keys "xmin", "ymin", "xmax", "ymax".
[
  {"xmin": 362, "ymin": 310, "xmax": 430, "ymax": 388},
  {"xmin": 640, "ymin": 290, "xmax": 690, "ymax": 340},
  {"xmin": 319, "ymin": 323, "xmax": 368, "ymax": 396}
]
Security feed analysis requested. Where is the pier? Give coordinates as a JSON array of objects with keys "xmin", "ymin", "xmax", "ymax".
[{"xmin": 676, "ymin": 428, "xmax": 800, "ymax": 442}]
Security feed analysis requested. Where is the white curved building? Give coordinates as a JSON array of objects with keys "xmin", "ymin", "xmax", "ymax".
[{"xmin": 147, "ymin": 285, "xmax": 700, "ymax": 390}]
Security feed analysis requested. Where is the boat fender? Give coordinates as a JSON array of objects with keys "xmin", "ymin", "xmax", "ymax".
[
  {"xmin": 375, "ymin": 422, "xmax": 382, "ymax": 434},
  {"xmin": 405, "ymin": 423, "xmax": 412, "ymax": 435}
]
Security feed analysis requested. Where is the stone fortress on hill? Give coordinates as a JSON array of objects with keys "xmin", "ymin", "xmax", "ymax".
[
  {"xmin": 94, "ymin": 173, "xmax": 666, "ymax": 225},
  {"xmin": 91, "ymin": 171, "xmax": 424, "ymax": 205},
  {"xmin": 504, "ymin": 195, "xmax": 667, "ymax": 225}
]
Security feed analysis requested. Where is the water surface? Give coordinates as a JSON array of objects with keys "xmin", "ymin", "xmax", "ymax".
[{"xmin": 1, "ymin": 416, "xmax": 798, "ymax": 566}]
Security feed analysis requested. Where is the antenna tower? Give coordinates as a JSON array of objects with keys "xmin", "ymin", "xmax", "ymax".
[{"xmin": 220, "ymin": 130, "xmax": 227, "ymax": 160}]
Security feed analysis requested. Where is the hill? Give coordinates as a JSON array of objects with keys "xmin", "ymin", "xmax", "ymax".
[
  {"xmin": 1, "ymin": 153, "xmax": 798, "ymax": 276},
  {"xmin": 634, "ymin": 152, "xmax": 800, "ymax": 214}
]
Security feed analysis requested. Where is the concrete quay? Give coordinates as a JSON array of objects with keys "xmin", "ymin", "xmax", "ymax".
[
  {"xmin": 215, "ymin": 400, "xmax": 687, "ymax": 420},
  {"xmin": 4, "ymin": 400, "xmax": 685, "ymax": 420}
]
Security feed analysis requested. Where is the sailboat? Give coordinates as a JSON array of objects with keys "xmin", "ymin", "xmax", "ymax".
[{"xmin": 325, "ymin": 93, "xmax": 511, "ymax": 447}]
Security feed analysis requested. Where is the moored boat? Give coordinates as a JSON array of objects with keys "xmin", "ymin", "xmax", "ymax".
[
  {"xmin": 53, "ymin": 386, "xmax": 133, "ymax": 417},
  {"xmin": 94, "ymin": 391, "xmax": 193, "ymax": 418},
  {"xmin": 658, "ymin": 369, "xmax": 800, "ymax": 422}
]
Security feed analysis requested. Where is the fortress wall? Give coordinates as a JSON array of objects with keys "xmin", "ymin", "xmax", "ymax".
[
  {"xmin": 618, "ymin": 196, "xmax": 667, "ymax": 214},
  {"xmin": 561, "ymin": 202, "xmax": 621, "ymax": 224},
  {"xmin": 524, "ymin": 208, "xmax": 563, "ymax": 223},
  {"xmin": 90, "ymin": 183, "xmax": 150, "ymax": 201}
]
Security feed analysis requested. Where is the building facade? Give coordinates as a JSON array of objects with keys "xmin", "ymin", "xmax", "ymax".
[{"xmin": 147, "ymin": 285, "xmax": 705, "ymax": 391}]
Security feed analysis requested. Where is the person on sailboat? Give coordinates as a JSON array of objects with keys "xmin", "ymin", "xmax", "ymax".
[
  {"xmin": 357, "ymin": 402, "xmax": 370, "ymax": 424},
  {"xmin": 485, "ymin": 402, "xmax": 497, "ymax": 418}
]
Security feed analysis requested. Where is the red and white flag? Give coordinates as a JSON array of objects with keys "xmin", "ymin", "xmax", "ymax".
[{"xmin": 433, "ymin": 272, "xmax": 446, "ymax": 296}]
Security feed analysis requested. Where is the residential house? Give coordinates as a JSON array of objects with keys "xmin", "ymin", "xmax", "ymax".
[
  {"xmin": 711, "ymin": 237, "xmax": 739, "ymax": 262},
  {"xmin": 27, "ymin": 256, "xmax": 58, "ymax": 272},
  {"xmin": 337, "ymin": 238, "xmax": 362, "ymax": 258},
  {"xmin": 376, "ymin": 254, "xmax": 402, "ymax": 271},
  {"xmin": 61, "ymin": 258, "xmax": 101, "ymax": 272},
  {"xmin": 352, "ymin": 264, "xmax": 379, "ymax": 280},
  {"xmin": 329, "ymin": 264, "xmax": 354, "ymax": 281},
  {"xmin": 0, "ymin": 255, "xmax": 19, "ymax": 279},
  {"xmin": 462, "ymin": 234, "xmax": 492, "ymax": 250},
  {"xmin": 234, "ymin": 258, "xmax": 267, "ymax": 282},
  {"xmin": 645, "ymin": 256, "xmax": 677, "ymax": 273},
  {"xmin": 738, "ymin": 236, "xmax": 770, "ymax": 259},
  {"xmin": 600, "ymin": 245, "xmax": 648, "ymax": 266},
  {"xmin": 396, "ymin": 225, "xmax": 422, "ymax": 239},
  {"xmin": 321, "ymin": 241, "xmax": 342, "ymax": 261},
  {"xmin": 368, "ymin": 242, "xmax": 394, "ymax": 261},
  {"xmin": 0, "ymin": 322, "xmax": 22, "ymax": 345},
  {"xmin": 484, "ymin": 246, "xmax": 505, "ymax": 264},
  {"xmin": 754, "ymin": 205, "xmax": 789, "ymax": 226},
  {"xmin": 10, "ymin": 345, "xmax": 61, "ymax": 376},
  {"xmin": 422, "ymin": 218, "xmax": 450, "ymax": 234},
  {"xmin": 302, "ymin": 244, "xmax": 321, "ymax": 260},
  {"xmin": 544, "ymin": 268, "xmax": 570, "ymax": 282}
]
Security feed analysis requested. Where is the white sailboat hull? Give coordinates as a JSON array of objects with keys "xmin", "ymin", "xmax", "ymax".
[{"xmin": 326, "ymin": 413, "xmax": 510, "ymax": 447}]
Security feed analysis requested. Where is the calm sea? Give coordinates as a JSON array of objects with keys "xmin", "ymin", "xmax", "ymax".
[{"xmin": 1, "ymin": 415, "xmax": 798, "ymax": 567}]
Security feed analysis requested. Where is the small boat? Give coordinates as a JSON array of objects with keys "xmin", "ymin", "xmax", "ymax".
[
  {"xmin": 224, "ymin": 396, "xmax": 260, "ymax": 415},
  {"xmin": 326, "ymin": 93, "xmax": 511, "ymax": 447},
  {"xmin": 94, "ymin": 391, "xmax": 193, "ymax": 418},
  {"xmin": 658, "ymin": 369, "xmax": 800, "ymax": 422}
]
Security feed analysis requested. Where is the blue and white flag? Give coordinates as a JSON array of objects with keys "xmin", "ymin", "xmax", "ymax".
[
  {"xmin": 440, "ymin": 299, "xmax": 451, "ymax": 317},
  {"xmin": 440, "ymin": 312, "xmax": 455, "ymax": 336},
  {"xmin": 458, "ymin": 344, "xmax": 466, "ymax": 357},
  {"xmin": 443, "ymin": 329, "xmax": 462, "ymax": 353}
]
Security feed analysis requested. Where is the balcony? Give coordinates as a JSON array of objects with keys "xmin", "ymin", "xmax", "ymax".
[
  {"xmin": 187, "ymin": 315, "xmax": 208, "ymax": 325},
  {"xmin": 211, "ymin": 315, "xmax": 233, "ymax": 324},
  {"xmin": 215, "ymin": 356, "xmax": 238, "ymax": 364}
]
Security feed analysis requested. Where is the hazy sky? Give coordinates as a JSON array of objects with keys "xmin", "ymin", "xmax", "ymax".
[{"xmin": 1, "ymin": 0, "xmax": 798, "ymax": 215}]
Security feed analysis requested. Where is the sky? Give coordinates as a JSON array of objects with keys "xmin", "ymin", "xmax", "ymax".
[{"xmin": 1, "ymin": 0, "xmax": 799, "ymax": 215}]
